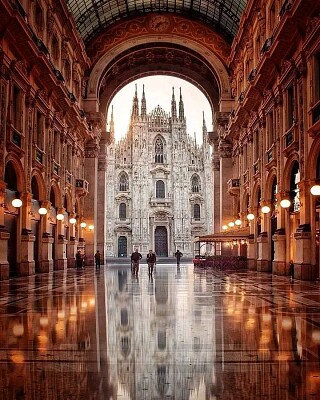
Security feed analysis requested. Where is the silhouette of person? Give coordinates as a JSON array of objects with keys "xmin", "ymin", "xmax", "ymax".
[{"xmin": 174, "ymin": 249, "xmax": 183, "ymax": 266}]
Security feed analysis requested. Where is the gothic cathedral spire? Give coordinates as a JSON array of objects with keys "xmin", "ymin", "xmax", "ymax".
[
  {"xmin": 179, "ymin": 87, "xmax": 184, "ymax": 120},
  {"xmin": 109, "ymin": 105, "xmax": 115, "ymax": 141},
  {"xmin": 202, "ymin": 111, "xmax": 207, "ymax": 143},
  {"xmin": 131, "ymin": 83, "xmax": 139, "ymax": 120},
  {"xmin": 171, "ymin": 87, "xmax": 177, "ymax": 119},
  {"xmin": 141, "ymin": 84, "xmax": 147, "ymax": 118}
]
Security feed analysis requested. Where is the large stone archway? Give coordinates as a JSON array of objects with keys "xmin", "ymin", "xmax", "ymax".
[
  {"xmin": 84, "ymin": 13, "xmax": 232, "ymax": 115},
  {"xmin": 83, "ymin": 13, "xmax": 232, "ymax": 262}
]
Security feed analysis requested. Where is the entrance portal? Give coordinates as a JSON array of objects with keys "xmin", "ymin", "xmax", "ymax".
[
  {"xmin": 118, "ymin": 236, "xmax": 127, "ymax": 257},
  {"xmin": 155, "ymin": 227, "xmax": 168, "ymax": 257}
]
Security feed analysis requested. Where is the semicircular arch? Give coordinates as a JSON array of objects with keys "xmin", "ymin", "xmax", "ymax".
[
  {"xmin": 31, "ymin": 170, "xmax": 47, "ymax": 201},
  {"xmin": 86, "ymin": 14, "xmax": 231, "ymax": 114},
  {"xmin": 4, "ymin": 155, "xmax": 26, "ymax": 192}
]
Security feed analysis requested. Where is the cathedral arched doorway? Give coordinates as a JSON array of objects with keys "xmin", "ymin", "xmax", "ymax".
[
  {"xmin": 155, "ymin": 226, "xmax": 168, "ymax": 257},
  {"xmin": 118, "ymin": 236, "xmax": 127, "ymax": 257}
]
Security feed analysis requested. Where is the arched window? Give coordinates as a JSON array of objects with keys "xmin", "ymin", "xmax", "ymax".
[
  {"xmin": 156, "ymin": 180, "xmax": 165, "ymax": 198},
  {"xmin": 119, "ymin": 203, "xmax": 126, "ymax": 220},
  {"xmin": 155, "ymin": 137, "xmax": 164, "ymax": 163},
  {"xmin": 191, "ymin": 175, "xmax": 200, "ymax": 193},
  {"xmin": 119, "ymin": 173, "xmax": 129, "ymax": 191},
  {"xmin": 194, "ymin": 204, "xmax": 200, "ymax": 220}
]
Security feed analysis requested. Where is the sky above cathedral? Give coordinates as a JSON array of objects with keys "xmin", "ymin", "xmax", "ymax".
[{"xmin": 107, "ymin": 76, "xmax": 212, "ymax": 144}]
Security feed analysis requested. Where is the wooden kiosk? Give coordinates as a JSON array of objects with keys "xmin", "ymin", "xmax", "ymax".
[{"xmin": 193, "ymin": 228, "xmax": 249, "ymax": 270}]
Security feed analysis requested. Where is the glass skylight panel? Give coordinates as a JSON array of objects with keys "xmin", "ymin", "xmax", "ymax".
[{"xmin": 65, "ymin": 0, "xmax": 247, "ymax": 43}]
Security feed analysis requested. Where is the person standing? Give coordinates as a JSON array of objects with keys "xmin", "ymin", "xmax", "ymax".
[
  {"xmin": 94, "ymin": 250, "xmax": 101, "ymax": 269},
  {"xmin": 174, "ymin": 249, "xmax": 183, "ymax": 267},
  {"xmin": 76, "ymin": 250, "xmax": 83, "ymax": 269},
  {"xmin": 146, "ymin": 249, "xmax": 156, "ymax": 275},
  {"xmin": 131, "ymin": 248, "xmax": 142, "ymax": 275}
]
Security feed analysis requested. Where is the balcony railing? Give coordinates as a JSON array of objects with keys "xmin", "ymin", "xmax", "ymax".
[
  {"xmin": 253, "ymin": 160, "xmax": 259, "ymax": 175},
  {"xmin": 238, "ymin": 92, "xmax": 245, "ymax": 103},
  {"xmin": 285, "ymin": 129, "xmax": 293, "ymax": 147},
  {"xmin": 12, "ymin": 129, "xmax": 22, "ymax": 147},
  {"xmin": 248, "ymin": 69, "xmax": 257, "ymax": 82},
  {"xmin": 312, "ymin": 103, "xmax": 320, "ymax": 125},
  {"xmin": 75, "ymin": 179, "xmax": 89, "ymax": 196},
  {"xmin": 266, "ymin": 145, "xmax": 276, "ymax": 164},
  {"xmin": 35, "ymin": 148, "xmax": 43, "ymax": 164},
  {"xmin": 53, "ymin": 161, "xmax": 59, "ymax": 176},
  {"xmin": 227, "ymin": 178, "xmax": 240, "ymax": 195},
  {"xmin": 279, "ymin": 0, "xmax": 292, "ymax": 18},
  {"xmin": 260, "ymin": 37, "xmax": 273, "ymax": 55},
  {"xmin": 66, "ymin": 171, "xmax": 72, "ymax": 185},
  {"xmin": 150, "ymin": 197, "xmax": 172, "ymax": 207},
  {"xmin": 243, "ymin": 171, "xmax": 248, "ymax": 184}
]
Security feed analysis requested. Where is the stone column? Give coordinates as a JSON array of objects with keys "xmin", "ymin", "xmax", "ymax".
[
  {"xmin": 218, "ymin": 140, "xmax": 233, "ymax": 228},
  {"xmin": 83, "ymin": 141, "xmax": 99, "ymax": 266},
  {"xmin": 96, "ymin": 138, "xmax": 107, "ymax": 265},
  {"xmin": 55, "ymin": 208, "xmax": 67, "ymax": 270},
  {"xmin": 19, "ymin": 192, "xmax": 35, "ymax": 276},
  {"xmin": 67, "ymin": 212, "xmax": 77, "ymax": 268},
  {"xmin": 38, "ymin": 200, "xmax": 54, "ymax": 273},
  {"xmin": 0, "ymin": 181, "xmax": 10, "ymax": 280},
  {"xmin": 209, "ymin": 129, "xmax": 221, "ymax": 233},
  {"xmin": 257, "ymin": 201, "xmax": 272, "ymax": 272},
  {"xmin": 272, "ymin": 192, "xmax": 289, "ymax": 275},
  {"xmin": 212, "ymin": 156, "xmax": 221, "ymax": 233},
  {"xmin": 247, "ymin": 208, "xmax": 257, "ymax": 270},
  {"xmin": 294, "ymin": 181, "xmax": 315, "ymax": 280}
]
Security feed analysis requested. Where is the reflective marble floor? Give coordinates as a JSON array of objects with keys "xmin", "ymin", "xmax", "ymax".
[{"xmin": 1, "ymin": 262, "xmax": 320, "ymax": 399}]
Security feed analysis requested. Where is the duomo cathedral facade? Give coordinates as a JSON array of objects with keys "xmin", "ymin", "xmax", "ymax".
[{"xmin": 105, "ymin": 86, "xmax": 213, "ymax": 257}]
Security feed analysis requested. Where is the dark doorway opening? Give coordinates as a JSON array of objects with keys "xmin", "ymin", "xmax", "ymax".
[
  {"xmin": 155, "ymin": 226, "xmax": 168, "ymax": 257},
  {"xmin": 118, "ymin": 236, "xmax": 127, "ymax": 257}
]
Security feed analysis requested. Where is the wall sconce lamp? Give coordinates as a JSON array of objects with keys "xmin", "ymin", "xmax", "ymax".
[
  {"xmin": 56, "ymin": 213, "xmax": 64, "ymax": 221},
  {"xmin": 261, "ymin": 206, "xmax": 271, "ymax": 214},
  {"xmin": 235, "ymin": 219, "xmax": 241, "ymax": 226},
  {"xmin": 222, "ymin": 225, "xmax": 228, "ymax": 231},
  {"xmin": 247, "ymin": 213, "xmax": 255, "ymax": 221},
  {"xmin": 310, "ymin": 184, "xmax": 320, "ymax": 196},
  {"xmin": 80, "ymin": 222, "xmax": 87, "ymax": 228},
  {"xmin": 69, "ymin": 217, "xmax": 77, "ymax": 224},
  {"xmin": 88, "ymin": 224, "xmax": 94, "ymax": 231},
  {"xmin": 280, "ymin": 199, "xmax": 291, "ymax": 208},
  {"xmin": 12, "ymin": 198, "xmax": 22, "ymax": 208},
  {"xmin": 38, "ymin": 207, "xmax": 48, "ymax": 215},
  {"xmin": 228, "ymin": 222, "xmax": 235, "ymax": 228}
]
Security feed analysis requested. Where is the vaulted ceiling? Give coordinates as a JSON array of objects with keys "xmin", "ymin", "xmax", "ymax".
[{"xmin": 66, "ymin": 0, "xmax": 247, "ymax": 44}]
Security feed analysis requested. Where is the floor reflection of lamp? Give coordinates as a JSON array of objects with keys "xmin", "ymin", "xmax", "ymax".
[{"xmin": 13, "ymin": 321, "xmax": 24, "ymax": 337}]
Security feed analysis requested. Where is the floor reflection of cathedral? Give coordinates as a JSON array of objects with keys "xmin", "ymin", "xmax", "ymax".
[{"xmin": 1, "ymin": 263, "xmax": 320, "ymax": 399}]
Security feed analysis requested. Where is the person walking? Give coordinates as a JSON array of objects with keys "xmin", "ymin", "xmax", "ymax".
[
  {"xmin": 131, "ymin": 248, "xmax": 142, "ymax": 275},
  {"xmin": 94, "ymin": 250, "xmax": 101, "ymax": 269},
  {"xmin": 174, "ymin": 249, "xmax": 183, "ymax": 267},
  {"xmin": 146, "ymin": 249, "xmax": 156, "ymax": 275},
  {"xmin": 76, "ymin": 250, "xmax": 83, "ymax": 269}
]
